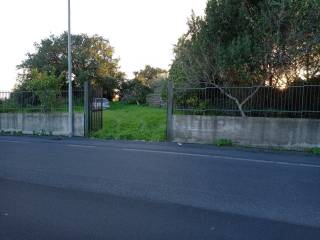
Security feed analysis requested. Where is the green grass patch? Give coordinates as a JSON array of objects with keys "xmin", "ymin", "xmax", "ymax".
[
  {"xmin": 92, "ymin": 103, "xmax": 167, "ymax": 142},
  {"xmin": 310, "ymin": 147, "xmax": 320, "ymax": 155},
  {"xmin": 214, "ymin": 139, "xmax": 233, "ymax": 147}
]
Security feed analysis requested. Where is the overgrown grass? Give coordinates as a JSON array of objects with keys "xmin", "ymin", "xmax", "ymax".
[{"xmin": 92, "ymin": 103, "xmax": 167, "ymax": 141}]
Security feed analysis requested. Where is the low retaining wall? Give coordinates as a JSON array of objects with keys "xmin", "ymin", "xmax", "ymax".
[
  {"xmin": 173, "ymin": 115, "xmax": 320, "ymax": 148},
  {"xmin": 0, "ymin": 113, "xmax": 84, "ymax": 137}
]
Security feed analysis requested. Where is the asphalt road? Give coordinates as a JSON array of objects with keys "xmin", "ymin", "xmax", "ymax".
[{"xmin": 0, "ymin": 136, "xmax": 319, "ymax": 239}]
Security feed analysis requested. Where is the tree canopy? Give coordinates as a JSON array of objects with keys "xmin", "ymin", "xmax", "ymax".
[
  {"xmin": 134, "ymin": 65, "xmax": 167, "ymax": 88},
  {"xmin": 17, "ymin": 32, "xmax": 125, "ymax": 99},
  {"xmin": 169, "ymin": 0, "xmax": 320, "ymax": 116},
  {"xmin": 170, "ymin": 0, "xmax": 320, "ymax": 88},
  {"xmin": 119, "ymin": 65, "xmax": 167, "ymax": 105}
]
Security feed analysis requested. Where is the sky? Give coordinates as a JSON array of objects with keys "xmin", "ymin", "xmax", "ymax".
[{"xmin": 0, "ymin": 0, "xmax": 206, "ymax": 91}]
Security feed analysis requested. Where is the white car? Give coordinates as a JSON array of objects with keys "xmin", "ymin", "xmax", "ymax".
[{"xmin": 93, "ymin": 98, "xmax": 110, "ymax": 110}]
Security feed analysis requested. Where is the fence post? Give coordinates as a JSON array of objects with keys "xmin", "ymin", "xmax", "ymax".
[
  {"xmin": 301, "ymin": 84, "xmax": 305, "ymax": 118},
  {"xmin": 84, "ymin": 81, "xmax": 89, "ymax": 137},
  {"xmin": 100, "ymin": 88, "xmax": 103, "ymax": 129},
  {"xmin": 166, "ymin": 80, "xmax": 174, "ymax": 141}
]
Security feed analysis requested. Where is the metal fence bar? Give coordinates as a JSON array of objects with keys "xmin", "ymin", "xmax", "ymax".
[
  {"xmin": 166, "ymin": 80, "xmax": 174, "ymax": 141},
  {"xmin": 0, "ymin": 90, "xmax": 84, "ymax": 113},
  {"xmin": 173, "ymin": 85, "xmax": 320, "ymax": 119}
]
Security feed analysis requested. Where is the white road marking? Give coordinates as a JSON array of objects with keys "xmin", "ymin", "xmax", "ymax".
[
  {"xmin": 1, "ymin": 139, "xmax": 319, "ymax": 169},
  {"xmin": 122, "ymin": 148, "xmax": 320, "ymax": 169},
  {"xmin": 298, "ymin": 163, "xmax": 320, "ymax": 168}
]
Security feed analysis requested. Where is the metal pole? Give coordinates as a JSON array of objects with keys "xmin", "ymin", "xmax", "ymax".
[
  {"xmin": 166, "ymin": 80, "xmax": 174, "ymax": 141},
  {"xmin": 68, "ymin": 0, "xmax": 73, "ymax": 137},
  {"xmin": 84, "ymin": 81, "xmax": 89, "ymax": 137}
]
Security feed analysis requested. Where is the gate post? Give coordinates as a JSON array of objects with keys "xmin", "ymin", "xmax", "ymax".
[
  {"xmin": 84, "ymin": 81, "xmax": 89, "ymax": 137},
  {"xmin": 166, "ymin": 80, "xmax": 174, "ymax": 141}
]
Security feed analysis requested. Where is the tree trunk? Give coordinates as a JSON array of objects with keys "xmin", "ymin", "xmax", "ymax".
[{"xmin": 235, "ymin": 100, "xmax": 247, "ymax": 117}]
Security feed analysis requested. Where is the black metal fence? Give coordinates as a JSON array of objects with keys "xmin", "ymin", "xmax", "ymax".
[
  {"xmin": 173, "ymin": 85, "xmax": 320, "ymax": 118},
  {"xmin": 0, "ymin": 90, "xmax": 84, "ymax": 113},
  {"xmin": 89, "ymin": 86, "xmax": 103, "ymax": 133}
]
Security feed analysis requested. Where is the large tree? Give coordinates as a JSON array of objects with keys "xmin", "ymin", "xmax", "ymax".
[
  {"xmin": 119, "ymin": 65, "xmax": 167, "ymax": 105},
  {"xmin": 17, "ymin": 32, "xmax": 125, "ymax": 100},
  {"xmin": 134, "ymin": 65, "xmax": 167, "ymax": 88},
  {"xmin": 170, "ymin": 0, "xmax": 320, "ymax": 116}
]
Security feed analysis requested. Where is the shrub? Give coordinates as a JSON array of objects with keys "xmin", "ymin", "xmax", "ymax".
[
  {"xmin": 25, "ymin": 69, "xmax": 62, "ymax": 112},
  {"xmin": 311, "ymin": 148, "xmax": 320, "ymax": 155},
  {"xmin": 120, "ymin": 79, "xmax": 151, "ymax": 105},
  {"xmin": 214, "ymin": 139, "xmax": 233, "ymax": 147}
]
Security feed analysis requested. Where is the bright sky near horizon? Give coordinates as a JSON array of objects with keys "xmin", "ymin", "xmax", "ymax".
[{"xmin": 0, "ymin": 0, "xmax": 206, "ymax": 91}]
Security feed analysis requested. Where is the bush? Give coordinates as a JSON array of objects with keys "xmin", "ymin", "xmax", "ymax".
[
  {"xmin": 311, "ymin": 148, "xmax": 320, "ymax": 155},
  {"xmin": 120, "ymin": 79, "xmax": 151, "ymax": 104},
  {"xmin": 22, "ymin": 69, "xmax": 62, "ymax": 112},
  {"xmin": 214, "ymin": 139, "xmax": 233, "ymax": 147}
]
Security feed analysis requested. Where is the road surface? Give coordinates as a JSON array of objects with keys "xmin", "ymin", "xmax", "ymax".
[{"xmin": 0, "ymin": 136, "xmax": 319, "ymax": 239}]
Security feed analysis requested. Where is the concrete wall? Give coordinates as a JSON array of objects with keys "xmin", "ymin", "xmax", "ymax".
[
  {"xmin": 0, "ymin": 113, "xmax": 84, "ymax": 137},
  {"xmin": 173, "ymin": 115, "xmax": 320, "ymax": 148},
  {"xmin": 146, "ymin": 94, "xmax": 166, "ymax": 108}
]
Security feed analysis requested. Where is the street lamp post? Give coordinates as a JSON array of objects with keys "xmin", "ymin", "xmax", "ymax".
[{"xmin": 68, "ymin": 0, "xmax": 73, "ymax": 137}]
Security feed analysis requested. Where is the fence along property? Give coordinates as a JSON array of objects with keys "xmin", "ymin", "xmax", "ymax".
[
  {"xmin": 0, "ymin": 86, "xmax": 103, "ymax": 137},
  {"xmin": 171, "ymin": 84, "xmax": 320, "ymax": 148},
  {"xmin": 0, "ymin": 90, "xmax": 85, "ymax": 136},
  {"xmin": 174, "ymin": 85, "xmax": 320, "ymax": 118},
  {"xmin": 0, "ymin": 90, "xmax": 84, "ymax": 113}
]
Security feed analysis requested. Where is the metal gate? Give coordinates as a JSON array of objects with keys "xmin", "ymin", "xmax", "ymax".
[{"xmin": 84, "ymin": 81, "xmax": 103, "ymax": 136}]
